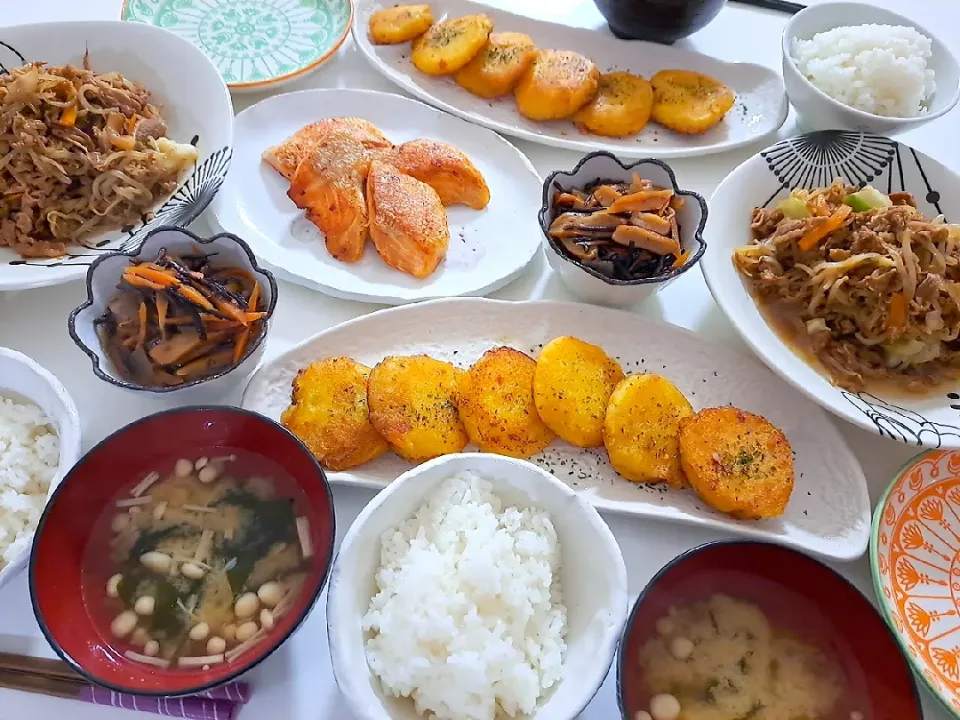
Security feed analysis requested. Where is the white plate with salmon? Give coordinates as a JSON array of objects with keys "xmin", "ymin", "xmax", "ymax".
[{"xmin": 209, "ymin": 88, "xmax": 543, "ymax": 305}]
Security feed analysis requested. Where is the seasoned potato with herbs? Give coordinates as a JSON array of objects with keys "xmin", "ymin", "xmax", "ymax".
[
  {"xmin": 573, "ymin": 71, "xmax": 654, "ymax": 137},
  {"xmin": 455, "ymin": 31, "xmax": 538, "ymax": 99},
  {"xmin": 367, "ymin": 355, "xmax": 468, "ymax": 463},
  {"xmin": 533, "ymin": 336, "xmax": 624, "ymax": 447},
  {"xmin": 280, "ymin": 357, "xmax": 388, "ymax": 471},
  {"xmin": 679, "ymin": 407, "xmax": 794, "ymax": 519},
  {"xmin": 457, "ymin": 347, "xmax": 554, "ymax": 459},
  {"xmin": 603, "ymin": 374, "xmax": 693, "ymax": 487},
  {"xmin": 368, "ymin": 4, "xmax": 434, "ymax": 45},
  {"xmin": 514, "ymin": 50, "xmax": 599, "ymax": 121},
  {"xmin": 650, "ymin": 69, "xmax": 736, "ymax": 135},
  {"xmin": 411, "ymin": 13, "xmax": 493, "ymax": 76}
]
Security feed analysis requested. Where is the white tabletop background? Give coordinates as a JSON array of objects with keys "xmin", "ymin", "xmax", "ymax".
[{"xmin": 2, "ymin": 0, "xmax": 959, "ymax": 718}]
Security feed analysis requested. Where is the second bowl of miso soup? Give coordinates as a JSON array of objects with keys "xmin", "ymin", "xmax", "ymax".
[{"xmin": 29, "ymin": 406, "xmax": 336, "ymax": 696}]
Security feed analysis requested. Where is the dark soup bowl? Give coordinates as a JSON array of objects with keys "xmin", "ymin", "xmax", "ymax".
[
  {"xmin": 29, "ymin": 407, "xmax": 335, "ymax": 697},
  {"xmin": 593, "ymin": 0, "xmax": 726, "ymax": 44},
  {"xmin": 618, "ymin": 541, "xmax": 921, "ymax": 720}
]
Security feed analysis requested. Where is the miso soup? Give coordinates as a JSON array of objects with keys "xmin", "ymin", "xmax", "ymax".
[{"xmin": 81, "ymin": 450, "xmax": 315, "ymax": 670}]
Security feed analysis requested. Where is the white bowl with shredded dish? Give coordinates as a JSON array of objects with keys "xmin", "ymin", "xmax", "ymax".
[
  {"xmin": 0, "ymin": 348, "xmax": 81, "ymax": 591},
  {"xmin": 782, "ymin": 2, "xmax": 959, "ymax": 133},
  {"xmin": 326, "ymin": 453, "xmax": 628, "ymax": 720}
]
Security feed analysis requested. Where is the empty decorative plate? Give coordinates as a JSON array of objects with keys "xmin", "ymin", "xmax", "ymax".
[
  {"xmin": 703, "ymin": 131, "xmax": 960, "ymax": 449},
  {"xmin": 872, "ymin": 449, "xmax": 960, "ymax": 717},
  {"xmin": 0, "ymin": 21, "xmax": 232, "ymax": 291},
  {"xmin": 122, "ymin": 0, "xmax": 353, "ymax": 91}
]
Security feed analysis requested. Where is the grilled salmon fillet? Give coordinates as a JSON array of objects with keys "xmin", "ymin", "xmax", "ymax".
[
  {"xmin": 287, "ymin": 132, "xmax": 384, "ymax": 263},
  {"xmin": 263, "ymin": 117, "xmax": 392, "ymax": 181},
  {"xmin": 367, "ymin": 160, "xmax": 449, "ymax": 278},
  {"xmin": 388, "ymin": 139, "xmax": 490, "ymax": 209}
]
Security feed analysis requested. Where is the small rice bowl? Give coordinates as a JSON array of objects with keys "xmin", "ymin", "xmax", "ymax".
[
  {"xmin": 0, "ymin": 395, "xmax": 59, "ymax": 569},
  {"xmin": 791, "ymin": 24, "xmax": 936, "ymax": 118},
  {"xmin": 362, "ymin": 472, "xmax": 567, "ymax": 720}
]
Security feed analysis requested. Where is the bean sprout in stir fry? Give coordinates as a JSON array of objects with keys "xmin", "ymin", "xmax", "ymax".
[
  {"xmin": 734, "ymin": 180, "xmax": 960, "ymax": 393},
  {"xmin": 0, "ymin": 56, "xmax": 198, "ymax": 258}
]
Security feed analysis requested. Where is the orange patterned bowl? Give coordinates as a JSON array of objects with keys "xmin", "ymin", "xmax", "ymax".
[{"xmin": 872, "ymin": 449, "xmax": 960, "ymax": 717}]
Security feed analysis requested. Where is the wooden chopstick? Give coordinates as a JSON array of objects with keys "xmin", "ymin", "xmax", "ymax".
[
  {"xmin": 0, "ymin": 667, "xmax": 89, "ymax": 700},
  {"xmin": 0, "ymin": 651, "xmax": 81, "ymax": 682},
  {"xmin": 730, "ymin": 0, "xmax": 806, "ymax": 14}
]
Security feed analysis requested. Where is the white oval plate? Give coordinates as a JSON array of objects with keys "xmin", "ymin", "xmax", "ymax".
[
  {"xmin": 209, "ymin": 89, "xmax": 543, "ymax": 305},
  {"xmin": 242, "ymin": 298, "xmax": 870, "ymax": 560},
  {"xmin": 0, "ymin": 21, "xmax": 233, "ymax": 291},
  {"xmin": 352, "ymin": 0, "xmax": 788, "ymax": 159},
  {"xmin": 702, "ymin": 131, "xmax": 960, "ymax": 450}
]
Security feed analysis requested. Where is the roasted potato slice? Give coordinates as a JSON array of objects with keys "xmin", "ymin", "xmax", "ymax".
[
  {"xmin": 533, "ymin": 336, "xmax": 624, "ymax": 448},
  {"xmin": 280, "ymin": 358, "xmax": 388, "ymax": 471},
  {"xmin": 367, "ymin": 355, "xmax": 468, "ymax": 463},
  {"xmin": 650, "ymin": 69, "xmax": 736, "ymax": 135},
  {"xmin": 411, "ymin": 13, "xmax": 493, "ymax": 76},
  {"xmin": 455, "ymin": 31, "xmax": 538, "ymax": 99},
  {"xmin": 514, "ymin": 50, "xmax": 599, "ymax": 121},
  {"xmin": 603, "ymin": 374, "xmax": 693, "ymax": 487},
  {"xmin": 457, "ymin": 347, "xmax": 554, "ymax": 459},
  {"xmin": 368, "ymin": 4, "xmax": 433, "ymax": 45},
  {"xmin": 679, "ymin": 407, "xmax": 794, "ymax": 519},
  {"xmin": 573, "ymin": 71, "xmax": 654, "ymax": 137}
]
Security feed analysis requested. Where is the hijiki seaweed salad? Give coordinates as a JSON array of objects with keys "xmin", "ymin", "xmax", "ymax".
[
  {"xmin": 94, "ymin": 248, "xmax": 267, "ymax": 388},
  {"xmin": 547, "ymin": 174, "xmax": 689, "ymax": 281}
]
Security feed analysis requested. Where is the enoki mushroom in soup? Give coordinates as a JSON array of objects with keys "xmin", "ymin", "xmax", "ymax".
[{"xmin": 82, "ymin": 452, "xmax": 313, "ymax": 669}]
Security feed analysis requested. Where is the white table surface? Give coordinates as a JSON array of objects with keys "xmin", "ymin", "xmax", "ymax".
[{"xmin": 2, "ymin": 0, "xmax": 959, "ymax": 718}]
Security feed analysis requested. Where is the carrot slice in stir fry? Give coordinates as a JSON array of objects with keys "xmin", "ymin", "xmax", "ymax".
[{"xmin": 797, "ymin": 204, "xmax": 852, "ymax": 252}]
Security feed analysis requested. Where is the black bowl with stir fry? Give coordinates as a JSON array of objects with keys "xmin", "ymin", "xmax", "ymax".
[
  {"xmin": 68, "ymin": 226, "xmax": 277, "ymax": 395},
  {"xmin": 29, "ymin": 406, "xmax": 335, "ymax": 696},
  {"xmin": 539, "ymin": 153, "xmax": 707, "ymax": 307}
]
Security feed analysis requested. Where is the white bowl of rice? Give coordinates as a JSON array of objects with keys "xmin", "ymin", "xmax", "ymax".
[
  {"xmin": 782, "ymin": 2, "xmax": 959, "ymax": 133},
  {"xmin": 327, "ymin": 453, "xmax": 628, "ymax": 720},
  {"xmin": 0, "ymin": 348, "xmax": 81, "ymax": 591}
]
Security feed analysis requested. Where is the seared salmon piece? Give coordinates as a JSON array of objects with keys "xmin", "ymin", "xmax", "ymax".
[
  {"xmin": 263, "ymin": 117, "xmax": 392, "ymax": 181},
  {"xmin": 366, "ymin": 160, "xmax": 449, "ymax": 278},
  {"xmin": 388, "ymin": 139, "xmax": 490, "ymax": 209}
]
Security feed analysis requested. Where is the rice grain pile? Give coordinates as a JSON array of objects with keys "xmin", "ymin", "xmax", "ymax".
[
  {"xmin": 791, "ymin": 24, "xmax": 936, "ymax": 118},
  {"xmin": 362, "ymin": 472, "xmax": 567, "ymax": 720},
  {"xmin": 0, "ymin": 396, "xmax": 59, "ymax": 570}
]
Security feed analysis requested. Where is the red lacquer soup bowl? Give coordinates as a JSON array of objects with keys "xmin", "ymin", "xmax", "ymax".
[
  {"xmin": 617, "ymin": 541, "xmax": 922, "ymax": 720},
  {"xmin": 29, "ymin": 406, "xmax": 336, "ymax": 697}
]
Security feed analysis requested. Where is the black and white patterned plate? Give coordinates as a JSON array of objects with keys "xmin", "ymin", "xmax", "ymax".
[
  {"xmin": 703, "ymin": 131, "xmax": 960, "ymax": 448},
  {"xmin": 0, "ymin": 21, "xmax": 233, "ymax": 290}
]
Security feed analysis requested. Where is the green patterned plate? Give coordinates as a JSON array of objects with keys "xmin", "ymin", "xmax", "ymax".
[{"xmin": 122, "ymin": 0, "xmax": 353, "ymax": 91}]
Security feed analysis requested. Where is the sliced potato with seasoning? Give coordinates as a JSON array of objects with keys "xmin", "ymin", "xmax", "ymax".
[
  {"xmin": 603, "ymin": 373, "xmax": 693, "ymax": 487},
  {"xmin": 679, "ymin": 407, "xmax": 794, "ymax": 519},
  {"xmin": 457, "ymin": 346, "xmax": 554, "ymax": 459},
  {"xmin": 411, "ymin": 13, "xmax": 493, "ymax": 76},
  {"xmin": 367, "ymin": 355, "xmax": 468, "ymax": 463},
  {"xmin": 455, "ymin": 31, "xmax": 538, "ymax": 99},
  {"xmin": 280, "ymin": 357, "xmax": 388, "ymax": 471},
  {"xmin": 514, "ymin": 49, "xmax": 599, "ymax": 121},
  {"xmin": 573, "ymin": 71, "xmax": 654, "ymax": 137},
  {"xmin": 368, "ymin": 4, "xmax": 434, "ymax": 45},
  {"xmin": 533, "ymin": 336, "xmax": 624, "ymax": 447},
  {"xmin": 650, "ymin": 69, "xmax": 736, "ymax": 135}
]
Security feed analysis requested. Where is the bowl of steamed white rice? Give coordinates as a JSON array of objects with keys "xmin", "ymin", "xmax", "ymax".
[
  {"xmin": 782, "ymin": 2, "xmax": 959, "ymax": 133},
  {"xmin": 326, "ymin": 453, "xmax": 629, "ymax": 720},
  {"xmin": 0, "ymin": 348, "xmax": 81, "ymax": 591}
]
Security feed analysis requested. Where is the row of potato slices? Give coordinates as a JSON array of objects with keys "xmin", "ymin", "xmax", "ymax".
[
  {"xmin": 367, "ymin": 5, "xmax": 736, "ymax": 137},
  {"xmin": 280, "ymin": 336, "xmax": 795, "ymax": 520}
]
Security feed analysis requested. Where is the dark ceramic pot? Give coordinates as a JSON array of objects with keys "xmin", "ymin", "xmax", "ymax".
[{"xmin": 592, "ymin": 0, "xmax": 726, "ymax": 44}]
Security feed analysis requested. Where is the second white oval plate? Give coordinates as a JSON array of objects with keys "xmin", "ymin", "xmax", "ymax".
[
  {"xmin": 209, "ymin": 89, "xmax": 542, "ymax": 305},
  {"xmin": 353, "ymin": 0, "xmax": 788, "ymax": 159},
  {"xmin": 242, "ymin": 298, "xmax": 870, "ymax": 560}
]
